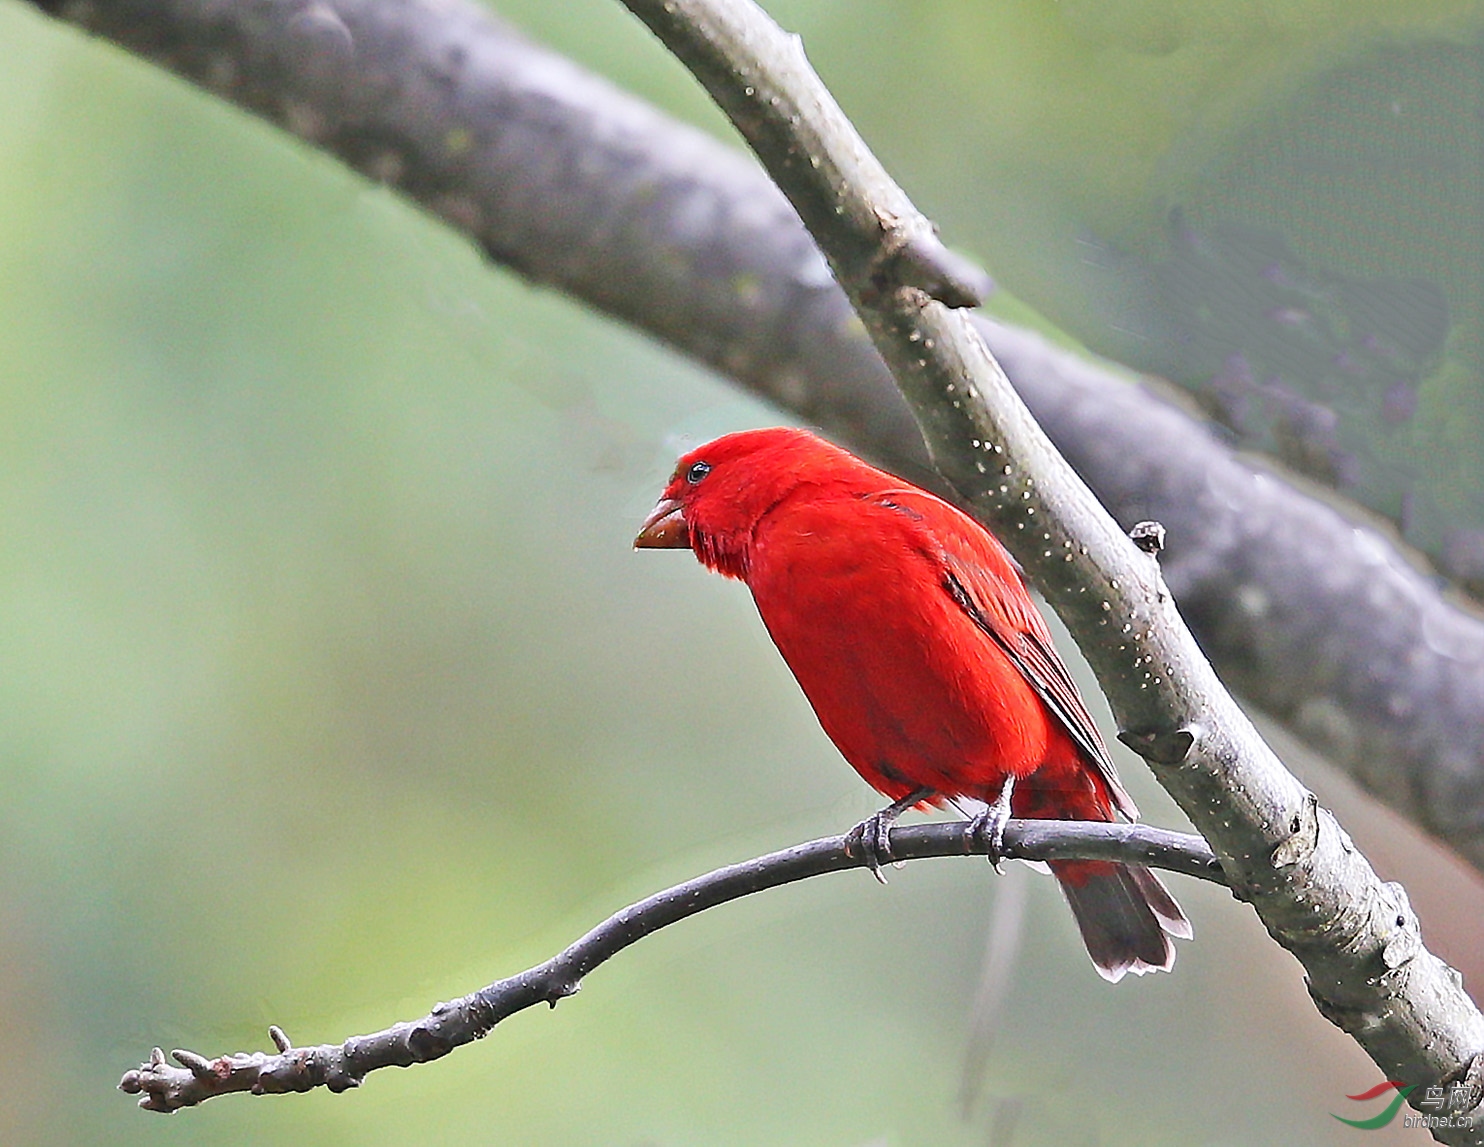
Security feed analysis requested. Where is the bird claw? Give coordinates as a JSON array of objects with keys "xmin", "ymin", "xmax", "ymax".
[
  {"xmin": 968, "ymin": 808, "xmax": 1008, "ymax": 873},
  {"xmin": 968, "ymin": 776, "xmax": 1016, "ymax": 873},
  {"xmin": 846, "ymin": 787, "xmax": 935, "ymax": 884},
  {"xmin": 846, "ymin": 812, "xmax": 897, "ymax": 883}
]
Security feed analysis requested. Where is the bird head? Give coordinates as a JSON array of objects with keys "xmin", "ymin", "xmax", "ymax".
[{"xmin": 635, "ymin": 427, "xmax": 856, "ymax": 579}]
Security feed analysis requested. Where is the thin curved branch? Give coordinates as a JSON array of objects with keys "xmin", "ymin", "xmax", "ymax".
[
  {"xmin": 614, "ymin": 0, "xmax": 1484, "ymax": 1140},
  {"xmin": 118, "ymin": 819, "xmax": 1220, "ymax": 1112},
  {"xmin": 24, "ymin": 0, "xmax": 1484, "ymax": 869}
]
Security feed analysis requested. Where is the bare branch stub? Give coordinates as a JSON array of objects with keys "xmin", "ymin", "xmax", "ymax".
[
  {"xmin": 1117, "ymin": 726, "xmax": 1197, "ymax": 766},
  {"xmin": 865, "ymin": 226, "xmax": 992, "ymax": 309},
  {"xmin": 1128, "ymin": 520, "xmax": 1166, "ymax": 555}
]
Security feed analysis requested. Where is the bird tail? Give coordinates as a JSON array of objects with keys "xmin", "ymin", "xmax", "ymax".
[{"xmin": 1052, "ymin": 859, "xmax": 1192, "ymax": 982}]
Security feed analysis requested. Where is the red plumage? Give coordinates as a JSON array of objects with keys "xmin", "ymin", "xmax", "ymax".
[{"xmin": 636, "ymin": 427, "xmax": 1189, "ymax": 980}]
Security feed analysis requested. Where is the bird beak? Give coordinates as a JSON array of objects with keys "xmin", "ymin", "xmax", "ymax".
[{"xmin": 634, "ymin": 497, "xmax": 690, "ymax": 549}]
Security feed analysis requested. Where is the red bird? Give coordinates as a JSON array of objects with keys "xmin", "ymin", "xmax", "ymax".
[{"xmin": 635, "ymin": 427, "xmax": 1189, "ymax": 980}]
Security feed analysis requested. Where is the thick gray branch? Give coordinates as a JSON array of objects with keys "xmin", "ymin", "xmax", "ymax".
[
  {"xmin": 25, "ymin": 0, "xmax": 1484, "ymax": 871},
  {"xmin": 614, "ymin": 0, "xmax": 1484, "ymax": 1140},
  {"xmin": 118, "ymin": 819, "xmax": 1219, "ymax": 1111}
]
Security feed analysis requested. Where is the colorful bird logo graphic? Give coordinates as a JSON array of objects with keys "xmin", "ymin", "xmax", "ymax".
[{"xmin": 1332, "ymin": 1081, "xmax": 1416, "ymax": 1129}]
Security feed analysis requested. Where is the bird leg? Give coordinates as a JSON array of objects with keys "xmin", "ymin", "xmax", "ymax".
[
  {"xmin": 846, "ymin": 787, "xmax": 936, "ymax": 884},
  {"xmin": 968, "ymin": 775, "xmax": 1017, "ymax": 873}
]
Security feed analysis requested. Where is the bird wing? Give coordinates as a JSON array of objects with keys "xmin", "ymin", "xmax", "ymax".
[{"xmin": 873, "ymin": 489, "xmax": 1139, "ymax": 822}]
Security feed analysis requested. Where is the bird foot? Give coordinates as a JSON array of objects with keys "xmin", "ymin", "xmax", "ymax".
[
  {"xmin": 967, "ymin": 776, "xmax": 1017, "ymax": 873},
  {"xmin": 846, "ymin": 787, "xmax": 935, "ymax": 884}
]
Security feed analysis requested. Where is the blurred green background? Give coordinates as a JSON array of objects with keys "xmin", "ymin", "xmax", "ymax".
[{"xmin": 1, "ymin": 0, "xmax": 1481, "ymax": 1143}]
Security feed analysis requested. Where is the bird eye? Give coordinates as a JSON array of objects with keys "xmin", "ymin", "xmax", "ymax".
[{"xmin": 685, "ymin": 460, "xmax": 711, "ymax": 484}]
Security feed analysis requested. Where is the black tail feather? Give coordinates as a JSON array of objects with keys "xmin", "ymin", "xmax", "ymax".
[{"xmin": 1055, "ymin": 862, "xmax": 1191, "ymax": 982}]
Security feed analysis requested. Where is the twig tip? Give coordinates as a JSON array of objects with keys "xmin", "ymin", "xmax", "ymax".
[{"xmin": 172, "ymin": 1048, "xmax": 217, "ymax": 1080}]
